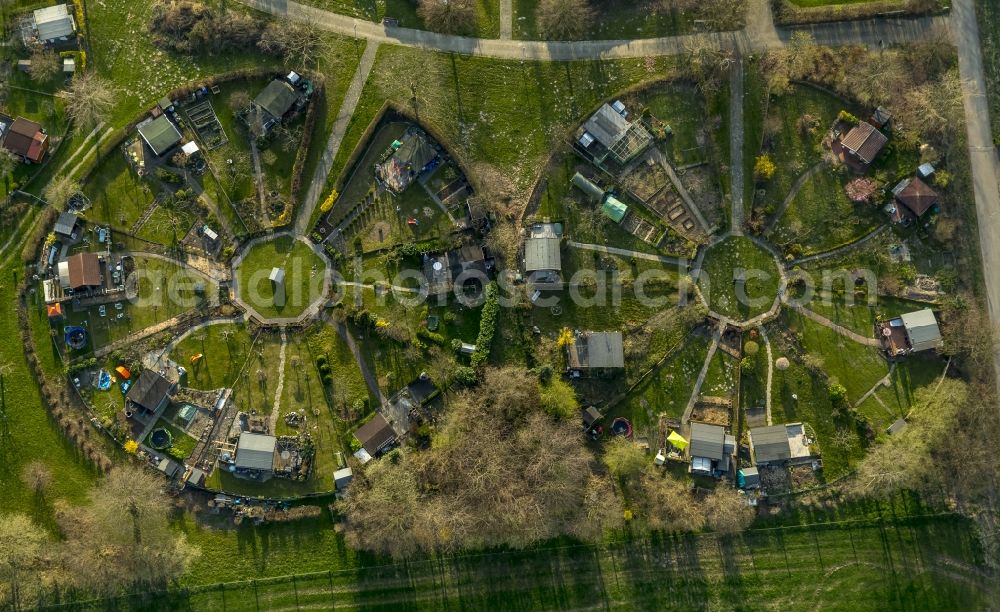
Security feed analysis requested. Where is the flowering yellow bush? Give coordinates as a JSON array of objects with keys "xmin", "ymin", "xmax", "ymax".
[
  {"xmin": 320, "ymin": 190, "xmax": 338, "ymax": 213},
  {"xmin": 124, "ymin": 439, "xmax": 139, "ymax": 454},
  {"xmin": 375, "ymin": 318, "xmax": 390, "ymax": 328},
  {"xmin": 557, "ymin": 327, "xmax": 574, "ymax": 347}
]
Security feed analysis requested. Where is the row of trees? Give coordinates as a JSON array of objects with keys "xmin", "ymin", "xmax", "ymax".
[
  {"xmin": 149, "ymin": 0, "xmax": 328, "ymax": 70},
  {"xmin": 0, "ymin": 466, "xmax": 198, "ymax": 608}
]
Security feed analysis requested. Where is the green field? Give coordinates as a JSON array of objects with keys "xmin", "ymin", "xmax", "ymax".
[
  {"xmin": 978, "ymin": 0, "xmax": 1000, "ymax": 141},
  {"xmin": 236, "ymin": 236, "xmax": 328, "ymax": 319},
  {"xmin": 37, "ymin": 505, "xmax": 994, "ymax": 610},
  {"xmin": 698, "ymin": 236, "xmax": 781, "ymax": 320}
]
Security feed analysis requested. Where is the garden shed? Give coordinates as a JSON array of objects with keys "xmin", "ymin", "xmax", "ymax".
[
  {"xmin": 138, "ymin": 115, "xmax": 182, "ymax": 157},
  {"xmin": 235, "ymin": 432, "xmax": 277, "ymax": 474}
]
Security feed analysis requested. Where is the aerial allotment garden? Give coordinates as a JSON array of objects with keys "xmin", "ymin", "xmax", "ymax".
[{"xmin": 1, "ymin": 0, "xmax": 996, "ymax": 607}]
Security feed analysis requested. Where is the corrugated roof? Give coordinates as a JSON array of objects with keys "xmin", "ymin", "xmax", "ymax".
[
  {"xmin": 585, "ymin": 332, "xmax": 624, "ymax": 369},
  {"xmin": 34, "ymin": 4, "xmax": 75, "ymax": 40},
  {"xmin": 524, "ymin": 236, "xmax": 561, "ymax": 272},
  {"xmin": 138, "ymin": 115, "xmax": 181, "ymax": 157},
  {"xmin": 235, "ymin": 432, "xmax": 276, "ymax": 471},
  {"xmin": 841, "ymin": 121, "xmax": 887, "ymax": 164},
  {"xmin": 66, "ymin": 252, "xmax": 100, "ymax": 288},
  {"xmin": 750, "ymin": 425, "xmax": 792, "ymax": 463},
  {"xmin": 901, "ymin": 309, "xmax": 942, "ymax": 350},
  {"xmin": 584, "ymin": 104, "xmax": 629, "ymax": 149},
  {"xmin": 689, "ymin": 422, "xmax": 725, "ymax": 461},
  {"xmin": 54, "ymin": 211, "xmax": 77, "ymax": 236}
]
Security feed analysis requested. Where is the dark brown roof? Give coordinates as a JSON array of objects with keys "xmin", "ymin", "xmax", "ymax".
[
  {"xmin": 354, "ymin": 414, "xmax": 396, "ymax": 455},
  {"xmin": 126, "ymin": 370, "xmax": 172, "ymax": 413},
  {"xmin": 3, "ymin": 117, "xmax": 42, "ymax": 158},
  {"xmin": 840, "ymin": 121, "xmax": 888, "ymax": 165},
  {"xmin": 66, "ymin": 252, "xmax": 100, "ymax": 288},
  {"xmin": 896, "ymin": 177, "xmax": 939, "ymax": 217}
]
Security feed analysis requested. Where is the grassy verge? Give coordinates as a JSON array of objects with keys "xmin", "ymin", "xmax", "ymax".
[{"xmin": 978, "ymin": 0, "xmax": 1000, "ymax": 142}]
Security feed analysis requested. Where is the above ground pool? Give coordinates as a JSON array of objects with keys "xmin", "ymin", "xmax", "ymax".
[
  {"xmin": 149, "ymin": 428, "xmax": 172, "ymax": 450},
  {"xmin": 64, "ymin": 326, "xmax": 87, "ymax": 350},
  {"xmin": 611, "ymin": 417, "xmax": 633, "ymax": 438},
  {"xmin": 97, "ymin": 369, "xmax": 112, "ymax": 391}
]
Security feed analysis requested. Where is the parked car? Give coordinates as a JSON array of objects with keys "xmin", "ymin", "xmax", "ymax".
[{"xmin": 98, "ymin": 305, "xmax": 106, "ymax": 317}]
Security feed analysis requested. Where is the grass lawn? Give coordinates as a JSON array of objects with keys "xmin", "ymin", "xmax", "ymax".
[
  {"xmin": 0, "ymin": 209, "xmax": 99, "ymax": 523},
  {"xmin": 855, "ymin": 351, "xmax": 945, "ymax": 433},
  {"xmin": 322, "ymin": 48, "xmax": 685, "ymax": 212},
  {"xmin": 511, "ymin": 0, "xmax": 743, "ymax": 40},
  {"xmin": 617, "ymin": 329, "xmax": 712, "ymax": 431},
  {"xmin": 702, "ymin": 348, "xmax": 737, "ymax": 398},
  {"xmin": 754, "ymin": 85, "xmax": 846, "ymax": 223},
  {"xmin": 236, "ymin": 236, "xmax": 328, "ymax": 319},
  {"xmin": 170, "ymin": 322, "xmax": 254, "ymax": 391},
  {"xmin": 308, "ymin": 323, "xmax": 373, "ymax": 409},
  {"xmin": 801, "ymin": 293, "xmax": 937, "ymax": 337},
  {"xmin": 770, "ymin": 169, "xmax": 881, "ymax": 255},
  {"xmin": 768, "ymin": 326, "xmax": 867, "ymax": 477},
  {"xmin": 697, "ymin": 235, "xmax": 780, "ymax": 320},
  {"xmin": 782, "ymin": 308, "xmax": 888, "ymax": 402},
  {"xmin": 136, "ymin": 197, "xmax": 205, "ymax": 246},
  {"xmin": 740, "ymin": 338, "xmax": 771, "ymax": 412},
  {"xmin": 130, "ymin": 501, "xmax": 992, "ymax": 611},
  {"xmin": 145, "ymin": 418, "xmax": 198, "ymax": 460},
  {"xmin": 27, "ymin": 254, "xmax": 214, "ymax": 357},
  {"xmin": 83, "ymin": 153, "xmax": 156, "ymax": 231}
]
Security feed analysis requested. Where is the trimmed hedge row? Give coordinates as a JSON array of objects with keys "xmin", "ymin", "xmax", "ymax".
[{"xmin": 470, "ymin": 282, "xmax": 498, "ymax": 369}]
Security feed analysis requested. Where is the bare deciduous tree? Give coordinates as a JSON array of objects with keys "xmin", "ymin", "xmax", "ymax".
[
  {"xmin": 43, "ymin": 175, "xmax": 80, "ymax": 209},
  {"xmin": 258, "ymin": 19, "xmax": 326, "ymax": 70},
  {"xmin": 20, "ymin": 461, "xmax": 52, "ymax": 494},
  {"xmin": 535, "ymin": 0, "xmax": 594, "ymax": 40},
  {"xmin": 703, "ymin": 486, "xmax": 754, "ymax": 534},
  {"xmin": 417, "ymin": 0, "xmax": 476, "ymax": 35},
  {"xmin": 63, "ymin": 73, "xmax": 115, "ymax": 130},
  {"xmin": 0, "ymin": 514, "xmax": 49, "ymax": 609},
  {"xmin": 28, "ymin": 46, "xmax": 60, "ymax": 82}
]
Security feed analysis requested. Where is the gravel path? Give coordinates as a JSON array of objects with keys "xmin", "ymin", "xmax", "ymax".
[
  {"xmin": 682, "ymin": 321, "xmax": 724, "ymax": 426},
  {"xmin": 786, "ymin": 302, "xmax": 880, "ymax": 347},
  {"xmin": 567, "ymin": 240, "xmax": 688, "ymax": 266},
  {"xmin": 787, "ymin": 225, "xmax": 888, "ymax": 266},
  {"xmin": 763, "ymin": 161, "xmax": 825, "ymax": 234},
  {"xmin": 761, "ymin": 326, "xmax": 773, "ymax": 426},
  {"xmin": 729, "ymin": 57, "xmax": 745, "ymax": 233},
  {"xmin": 270, "ymin": 328, "xmax": 288, "ymax": 431},
  {"xmin": 296, "ymin": 40, "xmax": 380, "ymax": 236}
]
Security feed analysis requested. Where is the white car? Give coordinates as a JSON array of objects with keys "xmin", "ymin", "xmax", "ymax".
[{"xmin": 98, "ymin": 305, "xmax": 106, "ymax": 317}]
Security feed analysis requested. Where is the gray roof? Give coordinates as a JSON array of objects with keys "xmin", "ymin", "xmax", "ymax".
[
  {"xmin": 254, "ymin": 79, "xmax": 298, "ymax": 120},
  {"xmin": 34, "ymin": 4, "xmax": 75, "ymax": 41},
  {"xmin": 334, "ymin": 467, "xmax": 354, "ymax": 490},
  {"xmin": 584, "ymin": 104, "xmax": 629, "ymax": 149},
  {"xmin": 235, "ymin": 432, "xmax": 276, "ymax": 471},
  {"xmin": 269, "ymin": 267, "xmax": 285, "ymax": 283},
  {"xmin": 138, "ymin": 115, "xmax": 182, "ymax": 157},
  {"xmin": 354, "ymin": 414, "xmax": 396, "ymax": 456},
  {"xmin": 524, "ymin": 237, "xmax": 561, "ymax": 272},
  {"xmin": 689, "ymin": 422, "xmax": 725, "ymax": 461},
  {"xmin": 901, "ymin": 309, "xmax": 942, "ymax": 351},
  {"xmin": 583, "ymin": 332, "xmax": 624, "ymax": 369},
  {"xmin": 750, "ymin": 425, "xmax": 792, "ymax": 463},
  {"xmin": 54, "ymin": 211, "xmax": 77, "ymax": 236}
]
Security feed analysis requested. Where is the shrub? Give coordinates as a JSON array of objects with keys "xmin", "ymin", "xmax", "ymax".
[
  {"xmin": 450, "ymin": 338, "xmax": 463, "ymax": 353},
  {"xmin": 753, "ymin": 154, "xmax": 776, "ymax": 181},
  {"xmin": 470, "ymin": 282, "xmax": 499, "ymax": 368},
  {"xmin": 837, "ymin": 110, "xmax": 859, "ymax": 124},
  {"xmin": 743, "ymin": 340, "xmax": 759, "ymax": 355},
  {"xmin": 416, "ymin": 329, "xmax": 445, "ymax": 345},
  {"xmin": 453, "ymin": 366, "xmax": 477, "ymax": 387},
  {"xmin": 828, "ymin": 381, "xmax": 848, "ymax": 405}
]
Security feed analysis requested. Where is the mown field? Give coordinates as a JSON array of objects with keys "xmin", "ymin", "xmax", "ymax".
[{"xmin": 36, "ymin": 500, "xmax": 994, "ymax": 611}]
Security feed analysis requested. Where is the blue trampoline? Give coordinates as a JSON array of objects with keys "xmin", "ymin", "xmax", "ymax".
[{"xmin": 64, "ymin": 326, "xmax": 87, "ymax": 350}]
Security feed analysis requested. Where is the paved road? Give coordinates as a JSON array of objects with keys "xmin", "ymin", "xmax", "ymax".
[
  {"xmin": 296, "ymin": 40, "xmax": 380, "ymax": 236},
  {"xmin": 239, "ymin": 0, "xmax": 948, "ymax": 59},
  {"xmin": 499, "ymin": 0, "xmax": 512, "ymax": 40},
  {"xmin": 952, "ymin": 0, "xmax": 1000, "ymax": 386}
]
